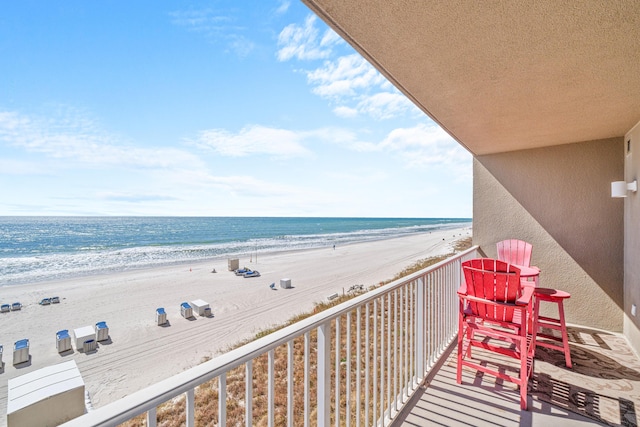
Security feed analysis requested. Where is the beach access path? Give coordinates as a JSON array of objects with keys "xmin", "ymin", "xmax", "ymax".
[{"xmin": 0, "ymin": 227, "xmax": 470, "ymax": 425}]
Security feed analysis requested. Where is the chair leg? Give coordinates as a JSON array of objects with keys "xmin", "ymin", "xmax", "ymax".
[
  {"xmin": 532, "ymin": 289, "xmax": 572, "ymax": 369},
  {"xmin": 457, "ymin": 317, "xmax": 464, "ymax": 383},
  {"xmin": 558, "ymin": 300, "xmax": 572, "ymax": 369}
]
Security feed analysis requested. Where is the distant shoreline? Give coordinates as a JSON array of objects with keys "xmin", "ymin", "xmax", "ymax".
[{"xmin": 0, "ymin": 217, "xmax": 472, "ymax": 287}]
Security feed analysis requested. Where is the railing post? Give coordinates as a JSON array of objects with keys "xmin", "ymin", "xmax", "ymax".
[
  {"xmin": 147, "ymin": 408, "xmax": 156, "ymax": 427},
  {"xmin": 318, "ymin": 321, "xmax": 331, "ymax": 427},
  {"xmin": 415, "ymin": 278, "xmax": 425, "ymax": 385},
  {"xmin": 288, "ymin": 340, "xmax": 294, "ymax": 427},
  {"xmin": 219, "ymin": 374, "xmax": 227, "ymax": 427},
  {"xmin": 186, "ymin": 389, "xmax": 195, "ymax": 427},
  {"xmin": 246, "ymin": 360, "xmax": 253, "ymax": 427},
  {"xmin": 304, "ymin": 332, "xmax": 310, "ymax": 427},
  {"xmin": 268, "ymin": 349, "xmax": 275, "ymax": 427}
]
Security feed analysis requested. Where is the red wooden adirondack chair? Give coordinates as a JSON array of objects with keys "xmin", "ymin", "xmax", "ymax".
[
  {"xmin": 457, "ymin": 258, "xmax": 535, "ymax": 410},
  {"xmin": 496, "ymin": 239, "xmax": 533, "ymax": 267}
]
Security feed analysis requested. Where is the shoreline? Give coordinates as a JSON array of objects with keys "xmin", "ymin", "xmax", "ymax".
[
  {"xmin": 0, "ymin": 226, "xmax": 471, "ymax": 425},
  {"xmin": 0, "ymin": 222, "xmax": 471, "ymax": 289}
]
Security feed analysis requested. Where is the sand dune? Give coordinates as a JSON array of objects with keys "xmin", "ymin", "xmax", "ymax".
[{"xmin": 0, "ymin": 226, "xmax": 470, "ymax": 424}]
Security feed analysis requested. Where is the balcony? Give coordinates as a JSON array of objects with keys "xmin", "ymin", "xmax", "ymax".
[{"xmin": 61, "ymin": 247, "xmax": 639, "ymax": 427}]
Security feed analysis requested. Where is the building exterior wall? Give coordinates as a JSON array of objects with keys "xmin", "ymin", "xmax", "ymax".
[
  {"xmin": 624, "ymin": 121, "xmax": 640, "ymax": 351},
  {"xmin": 473, "ymin": 138, "xmax": 624, "ymax": 331}
]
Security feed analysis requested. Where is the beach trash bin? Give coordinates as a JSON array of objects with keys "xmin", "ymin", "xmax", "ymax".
[
  {"xmin": 56, "ymin": 330, "xmax": 72, "ymax": 353},
  {"xmin": 204, "ymin": 307, "xmax": 212, "ymax": 317},
  {"xmin": 95, "ymin": 322, "xmax": 109, "ymax": 342},
  {"xmin": 280, "ymin": 278, "xmax": 292, "ymax": 289},
  {"xmin": 13, "ymin": 339, "xmax": 29, "ymax": 365},
  {"xmin": 83, "ymin": 339, "xmax": 96, "ymax": 353},
  {"xmin": 156, "ymin": 307, "xmax": 167, "ymax": 325},
  {"xmin": 180, "ymin": 302, "xmax": 193, "ymax": 318}
]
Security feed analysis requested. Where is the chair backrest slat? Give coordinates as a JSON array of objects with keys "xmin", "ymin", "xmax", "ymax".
[
  {"xmin": 496, "ymin": 239, "xmax": 533, "ymax": 267},
  {"xmin": 462, "ymin": 258, "xmax": 521, "ymax": 322}
]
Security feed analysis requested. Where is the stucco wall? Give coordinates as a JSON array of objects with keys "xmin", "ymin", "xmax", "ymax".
[
  {"xmin": 624, "ymin": 122, "xmax": 640, "ymax": 349},
  {"xmin": 473, "ymin": 138, "xmax": 624, "ymax": 331}
]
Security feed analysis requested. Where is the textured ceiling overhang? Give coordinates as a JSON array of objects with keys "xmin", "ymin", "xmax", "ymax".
[{"xmin": 302, "ymin": 0, "xmax": 640, "ymax": 155}]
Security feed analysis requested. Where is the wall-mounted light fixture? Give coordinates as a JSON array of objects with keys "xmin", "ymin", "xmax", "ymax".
[{"xmin": 611, "ymin": 180, "xmax": 638, "ymax": 197}]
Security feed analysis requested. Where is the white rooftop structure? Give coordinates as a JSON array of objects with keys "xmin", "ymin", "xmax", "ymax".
[{"xmin": 7, "ymin": 360, "xmax": 85, "ymax": 427}]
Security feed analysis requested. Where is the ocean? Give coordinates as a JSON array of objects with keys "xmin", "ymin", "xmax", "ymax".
[{"xmin": 0, "ymin": 217, "xmax": 471, "ymax": 287}]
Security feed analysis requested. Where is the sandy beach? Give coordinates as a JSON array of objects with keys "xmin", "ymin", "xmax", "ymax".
[{"xmin": 0, "ymin": 226, "xmax": 470, "ymax": 424}]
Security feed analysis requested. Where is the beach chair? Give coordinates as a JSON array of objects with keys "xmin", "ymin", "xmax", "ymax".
[
  {"xmin": 180, "ymin": 302, "xmax": 193, "ymax": 318},
  {"xmin": 56, "ymin": 330, "xmax": 72, "ymax": 353},
  {"xmin": 457, "ymin": 259, "xmax": 534, "ymax": 410},
  {"xmin": 11, "ymin": 302, "xmax": 21, "ymax": 311},
  {"xmin": 95, "ymin": 321, "xmax": 109, "ymax": 341},
  {"xmin": 156, "ymin": 307, "xmax": 167, "ymax": 325},
  {"xmin": 13, "ymin": 339, "xmax": 29, "ymax": 365},
  {"xmin": 1, "ymin": 304, "xmax": 9, "ymax": 313}
]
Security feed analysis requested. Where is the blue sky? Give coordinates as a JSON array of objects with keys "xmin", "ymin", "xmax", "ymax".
[{"xmin": 0, "ymin": 1, "xmax": 472, "ymax": 217}]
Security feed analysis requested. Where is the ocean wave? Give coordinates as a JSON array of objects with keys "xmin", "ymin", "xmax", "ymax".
[{"xmin": 0, "ymin": 218, "xmax": 470, "ymax": 286}]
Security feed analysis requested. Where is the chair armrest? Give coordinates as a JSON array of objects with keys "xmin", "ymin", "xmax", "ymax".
[{"xmin": 516, "ymin": 285, "xmax": 534, "ymax": 306}]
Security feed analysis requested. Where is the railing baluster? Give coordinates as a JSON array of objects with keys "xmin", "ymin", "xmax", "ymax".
[
  {"xmin": 356, "ymin": 305, "xmax": 362, "ymax": 427},
  {"xmin": 427, "ymin": 272, "xmax": 432, "ymax": 369},
  {"xmin": 318, "ymin": 321, "xmax": 331, "ymax": 427},
  {"xmin": 245, "ymin": 361, "xmax": 252, "ymax": 427},
  {"xmin": 346, "ymin": 311, "xmax": 352, "ymax": 427},
  {"xmin": 393, "ymin": 289, "xmax": 398, "ymax": 415},
  {"xmin": 186, "ymin": 389, "xmax": 195, "ymax": 427},
  {"xmin": 147, "ymin": 407, "xmax": 156, "ymax": 427},
  {"xmin": 365, "ymin": 302, "xmax": 370, "ymax": 427},
  {"xmin": 383, "ymin": 293, "xmax": 393, "ymax": 425},
  {"xmin": 373, "ymin": 299, "xmax": 377, "ymax": 426},
  {"xmin": 287, "ymin": 340, "xmax": 293, "ymax": 427},
  {"xmin": 400, "ymin": 286, "xmax": 406, "ymax": 402},
  {"xmin": 219, "ymin": 373, "xmax": 227, "ymax": 427},
  {"xmin": 268, "ymin": 349, "xmax": 274, "ymax": 427},
  {"xmin": 335, "ymin": 316, "xmax": 341, "ymax": 427},
  {"xmin": 304, "ymin": 332, "xmax": 310, "ymax": 427},
  {"xmin": 379, "ymin": 295, "xmax": 385, "ymax": 425},
  {"xmin": 416, "ymin": 278, "xmax": 424, "ymax": 386}
]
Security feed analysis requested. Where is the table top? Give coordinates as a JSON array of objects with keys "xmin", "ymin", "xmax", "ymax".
[{"xmin": 512, "ymin": 264, "xmax": 540, "ymax": 278}]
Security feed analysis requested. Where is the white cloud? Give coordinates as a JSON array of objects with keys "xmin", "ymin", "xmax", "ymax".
[
  {"xmin": 169, "ymin": 8, "xmax": 254, "ymax": 57},
  {"xmin": 278, "ymin": 16, "xmax": 418, "ymax": 121},
  {"xmin": 169, "ymin": 9, "xmax": 232, "ymax": 34},
  {"xmin": 379, "ymin": 123, "xmax": 471, "ymax": 169},
  {"xmin": 98, "ymin": 192, "xmax": 180, "ymax": 203},
  {"xmin": 190, "ymin": 125, "xmax": 314, "ymax": 158},
  {"xmin": 307, "ymin": 54, "xmax": 383, "ymax": 97},
  {"xmin": 333, "ymin": 106, "xmax": 358, "ymax": 118},
  {"xmin": 275, "ymin": 0, "xmax": 291, "ymax": 15},
  {"xmin": 0, "ymin": 109, "xmax": 205, "ymax": 171},
  {"xmin": 277, "ymin": 15, "xmax": 341, "ymax": 61},
  {"xmin": 356, "ymin": 92, "xmax": 416, "ymax": 120},
  {"xmin": 0, "ymin": 158, "xmax": 50, "ymax": 175}
]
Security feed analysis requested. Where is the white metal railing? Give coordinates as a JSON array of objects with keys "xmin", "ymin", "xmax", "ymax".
[{"xmin": 62, "ymin": 246, "xmax": 479, "ymax": 427}]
